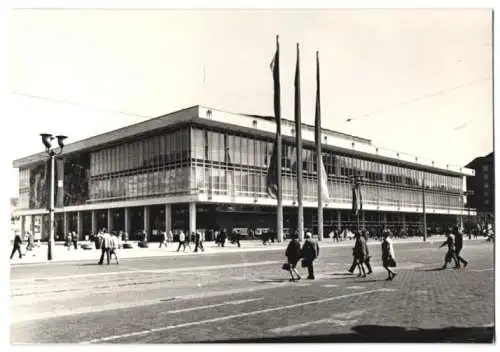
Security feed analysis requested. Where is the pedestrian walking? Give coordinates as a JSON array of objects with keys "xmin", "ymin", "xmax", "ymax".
[
  {"xmin": 301, "ymin": 233, "xmax": 319, "ymax": 279},
  {"xmin": 25, "ymin": 232, "xmax": 34, "ymax": 252},
  {"xmin": 350, "ymin": 232, "xmax": 368, "ymax": 277},
  {"xmin": 194, "ymin": 231, "xmax": 205, "ymax": 252},
  {"xmin": 219, "ymin": 229, "xmax": 227, "ymax": 247},
  {"xmin": 177, "ymin": 230, "xmax": 187, "ymax": 252},
  {"xmin": 361, "ymin": 230, "xmax": 373, "ymax": 275},
  {"xmin": 284, "ymin": 235, "xmax": 301, "ymax": 281},
  {"xmin": 66, "ymin": 232, "xmax": 72, "ymax": 251},
  {"xmin": 72, "ymin": 231, "xmax": 78, "ymax": 250},
  {"xmin": 234, "ymin": 230, "xmax": 241, "ymax": 248},
  {"xmin": 381, "ymin": 230, "xmax": 397, "ymax": 280},
  {"xmin": 10, "ymin": 232, "xmax": 23, "ymax": 259},
  {"xmin": 439, "ymin": 230, "xmax": 459, "ymax": 269},
  {"xmin": 98, "ymin": 229, "xmax": 112, "ymax": 265},
  {"xmin": 452, "ymin": 226, "xmax": 468, "ymax": 268},
  {"xmin": 109, "ymin": 233, "xmax": 120, "ymax": 264},
  {"xmin": 159, "ymin": 231, "xmax": 167, "ymax": 248}
]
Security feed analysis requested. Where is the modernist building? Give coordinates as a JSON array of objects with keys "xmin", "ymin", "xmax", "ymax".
[
  {"xmin": 466, "ymin": 152, "xmax": 494, "ymax": 223},
  {"xmin": 13, "ymin": 105, "xmax": 474, "ymax": 241}
]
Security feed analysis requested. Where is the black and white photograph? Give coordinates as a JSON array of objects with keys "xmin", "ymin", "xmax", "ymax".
[{"xmin": 7, "ymin": 3, "xmax": 495, "ymax": 344}]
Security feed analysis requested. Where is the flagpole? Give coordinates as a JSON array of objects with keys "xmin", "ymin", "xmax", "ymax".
[
  {"xmin": 275, "ymin": 35, "xmax": 283, "ymax": 243},
  {"xmin": 295, "ymin": 43, "xmax": 304, "ymax": 242},
  {"xmin": 315, "ymin": 51, "xmax": 324, "ymax": 242}
]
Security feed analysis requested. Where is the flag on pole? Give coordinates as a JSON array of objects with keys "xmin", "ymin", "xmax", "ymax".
[
  {"xmin": 314, "ymin": 51, "xmax": 329, "ymax": 202},
  {"xmin": 352, "ymin": 181, "xmax": 363, "ymax": 216},
  {"xmin": 319, "ymin": 157, "xmax": 330, "ymax": 200},
  {"xmin": 266, "ymin": 35, "xmax": 281, "ymax": 199},
  {"xmin": 224, "ymin": 137, "xmax": 235, "ymax": 199}
]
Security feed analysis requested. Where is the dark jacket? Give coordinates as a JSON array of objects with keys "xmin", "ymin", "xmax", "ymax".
[
  {"xmin": 301, "ymin": 239, "xmax": 319, "ymax": 261},
  {"xmin": 440, "ymin": 235, "xmax": 455, "ymax": 252},
  {"xmin": 353, "ymin": 236, "xmax": 368, "ymax": 262},
  {"xmin": 286, "ymin": 239, "xmax": 301, "ymax": 264},
  {"xmin": 454, "ymin": 232, "xmax": 463, "ymax": 250},
  {"xmin": 14, "ymin": 234, "xmax": 22, "ymax": 246}
]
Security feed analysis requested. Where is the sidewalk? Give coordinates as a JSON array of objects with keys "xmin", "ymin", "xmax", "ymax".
[{"xmin": 10, "ymin": 235, "xmax": 480, "ymax": 266}]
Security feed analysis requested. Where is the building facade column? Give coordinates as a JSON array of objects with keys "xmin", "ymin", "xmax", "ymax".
[
  {"xmin": 361, "ymin": 210, "xmax": 366, "ymax": 229},
  {"xmin": 30, "ymin": 215, "xmax": 35, "ymax": 235},
  {"xmin": 63, "ymin": 212, "xmax": 69, "ymax": 235},
  {"xmin": 165, "ymin": 204, "xmax": 172, "ymax": 232},
  {"xmin": 189, "ymin": 202, "xmax": 196, "ymax": 236},
  {"xmin": 20, "ymin": 216, "xmax": 26, "ymax": 238},
  {"xmin": 91, "ymin": 210, "xmax": 98, "ymax": 235},
  {"xmin": 77, "ymin": 211, "xmax": 83, "ymax": 237},
  {"xmin": 124, "ymin": 207, "xmax": 130, "ymax": 235},
  {"xmin": 382, "ymin": 213, "xmax": 388, "ymax": 228},
  {"xmin": 337, "ymin": 210, "xmax": 342, "ymax": 229},
  {"xmin": 401, "ymin": 213, "xmax": 406, "ymax": 229},
  {"xmin": 143, "ymin": 206, "xmax": 150, "ymax": 235},
  {"xmin": 107, "ymin": 209, "xmax": 113, "ymax": 232}
]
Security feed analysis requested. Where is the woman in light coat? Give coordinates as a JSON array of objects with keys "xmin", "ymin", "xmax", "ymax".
[{"xmin": 381, "ymin": 231, "xmax": 397, "ymax": 281}]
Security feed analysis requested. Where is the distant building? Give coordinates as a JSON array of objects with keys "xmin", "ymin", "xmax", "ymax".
[
  {"xmin": 12, "ymin": 105, "xmax": 473, "ymax": 240},
  {"xmin": 466, "ymin": 152, "xmax": 494, "ymax": 223}
]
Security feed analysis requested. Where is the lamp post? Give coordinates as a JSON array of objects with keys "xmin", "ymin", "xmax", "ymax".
[
  {"xmin": 40, "ymin": 133, "xmax": 67, "ymax": 260},
  {"xmin": 464, "ymin": 190, "xmax": 475, "ymax": 240},
  {"xmin": 350, "ymin": 174, "xmax": 363, "ymax": 232}
]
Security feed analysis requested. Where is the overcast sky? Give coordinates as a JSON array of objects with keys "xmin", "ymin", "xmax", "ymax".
[{"xmin": 8, "ymin": 8, "xmax": 493, "ymax": 197}]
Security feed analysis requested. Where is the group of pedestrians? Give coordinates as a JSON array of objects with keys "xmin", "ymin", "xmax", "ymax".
[
  {"xmin": 440, "ymin": 226, "xmax": 468, "ymax": 269},
  {"xmin": 65, "ymin": 232, "xmax": 79, "ymax": 250},
  {"xmin": 284, "ymin": 228, "xmax": 399, "ymax": 282},
  {"xmin": 96, "ymin": 228, "xmax": 120, "ymax": 265},
  {"xmin": 284, "ymin": 232, "xmax": 320, "ymax": 281}
]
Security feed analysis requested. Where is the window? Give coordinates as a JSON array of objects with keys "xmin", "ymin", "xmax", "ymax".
[
  {"xmin": 483, "ymin": 164, "xmax": 489, "ymax": 171},
  {"xmin": 484, "ymin": 173, "xmax": 489, "ymax": 180},
  {"xmin": 484, "ymin": 183, "xmax": 489, "ymax": 189}
]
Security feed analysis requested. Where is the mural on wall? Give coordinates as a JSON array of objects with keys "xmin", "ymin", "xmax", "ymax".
[{"xmin": 29, "ymin": 162, "xmax": 49, "ymax": 209}]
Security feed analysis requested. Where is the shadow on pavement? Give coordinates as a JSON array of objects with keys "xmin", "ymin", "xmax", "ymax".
[
  {"xmin": 252, "ymin": 279, "xmax": 289, "ymax": 284},
  {"xmin": 207, "ymin": 325, "xmax": 494, "ymax": 343},
  {"xmin": 416, "ymin": 267, "xmax": 446, "ymax": 272},
  {"xmin": 76, "ymin": 262, "xmax": 102, "ymax": 266}
]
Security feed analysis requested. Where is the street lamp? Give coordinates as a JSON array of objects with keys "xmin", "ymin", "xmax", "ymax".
[
  {"xmin": 464, "ymin": 190, "xmax": 475, "ymax": 240},
  {"xmin": 350, "ymin": 174, "xmax": 363, "ymax": 232},
  {"xmin": 40, "ymin": 133, "xmax": 67, "ymax": 260}
]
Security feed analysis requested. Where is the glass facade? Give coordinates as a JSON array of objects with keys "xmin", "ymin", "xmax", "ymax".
[
  {"xmin": 190, "ymin": 127, "xmax": 464, "ymax": 211},
  {"xmin": 18, "ymin": 125, "xmax": 464, "ymax": 211},
  {"xmin": 88, "ymin": 128, "xmax": 191, "ymax": 202}
]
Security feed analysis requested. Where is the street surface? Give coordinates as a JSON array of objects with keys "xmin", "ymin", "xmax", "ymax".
[{"xmin": 10, "ymin": 239, "xmax": 494, "ymax": 343}]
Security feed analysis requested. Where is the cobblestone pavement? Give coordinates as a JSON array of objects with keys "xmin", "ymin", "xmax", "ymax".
[{"xmin": 10, "ymin": 240, "xmax": 494, "ymax": 343}]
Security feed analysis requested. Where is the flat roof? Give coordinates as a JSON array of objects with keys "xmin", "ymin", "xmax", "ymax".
[{"xmin": 12, "ymin": 104, "xmax": 474, "ymax": 176}]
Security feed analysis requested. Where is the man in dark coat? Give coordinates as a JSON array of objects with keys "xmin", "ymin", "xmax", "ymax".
[
  {"xmin": 219, "ymin": 229, "xmax": 227, "ymax": 247},
  {"xmin": 452, "ymin": 226, "xmax": 468, "ymax": 268},
  {"xmin": 194, "ymin": 231, "xmax": 204, "ymax": 252},
  {"xmin": 285, "ymin": 235, "xmax": 302, "ymax": 281},
  {"xmin": 301, "ymin": 233, "xmax": 319, "ymax": 279},
  {"xmin": 234, "ymin": 230, "xmax": 241, "ymax": 248},
  {"xmin": 10, "ymin": 232, "xmax": 23, "ymax": 259}
]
